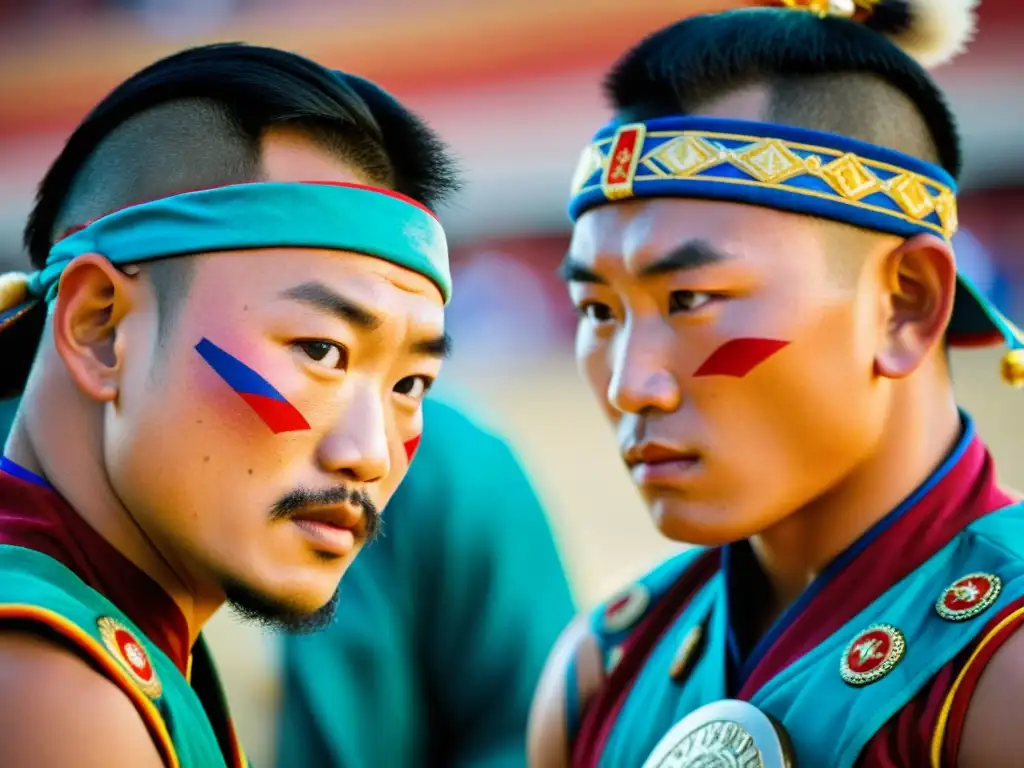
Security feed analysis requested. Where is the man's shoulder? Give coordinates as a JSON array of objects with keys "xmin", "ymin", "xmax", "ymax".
[
  {"xmin": 0, "ymin": 543, "xmax": 111, "ymax": 619},
  {"xmin": 966, "ymin": 498, "xmax": 1024, "ymax": 560},
  {"xmin": 589, "ymin": 547, "xmax": 716, "ymax": 651},
  {"xmin": 0, "ymin": 629, "xmax": 164, "ymax": 766},
  {"xmin": 528, "ymin": 550, "xmax": 718, "ymax": 767},
  {"xmin": 0, "ymin": 627, "xmax": 132, "ymax": 702},
  {"xmin": 528, "ymin": 614, "xmax": 604, "ymax": 768},
  {"xmin": 946, "ymin": 596, "xmax": 1024, "ymax": 767}
]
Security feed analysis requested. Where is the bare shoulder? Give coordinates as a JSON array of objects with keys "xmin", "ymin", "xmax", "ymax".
[
  {"xmin": 957, "ymin": 624, "xmax": 1024, "ymax": 767},
  {"xmin": 0, "ymin": 630, "xmax": 166, "ymax": 767},
  {"xmin": 527, "ymin": 614, "xmax": 605, "ymax": 768}
]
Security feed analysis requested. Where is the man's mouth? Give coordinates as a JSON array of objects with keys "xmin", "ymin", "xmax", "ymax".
[
  {"xmin": 622, "ymin": 442, "xmax": 702, "ymax": 487},
  {"xmin": 289, "ymin": 505, "xmax": 364, "ymax": 557}
]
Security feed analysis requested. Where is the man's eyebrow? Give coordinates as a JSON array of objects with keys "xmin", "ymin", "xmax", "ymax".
[
  {"xmin": 411, "ymin": 333, "xmax": 452, "ymax": 359},
  {"xmin": 637, "ymin": 239, "xmax": 731, "ymax": 278},
  {"xmin": 278, "ymin": 281, "xmax": 382, "ymax": 329},
  {"xmin": 557, "ymin": 255, "xmax": 606, "ymax": 284},
  {"xmin": 281, "ymin": 281, "xmax": 449, "ymax": 358},
  {"xmin": 557, "ymin": 239, "xmax": 732, "ymax": 284}
]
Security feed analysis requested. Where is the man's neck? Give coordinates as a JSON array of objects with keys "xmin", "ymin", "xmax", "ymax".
[
  {"xmin": 748, "ymin": 385, "xmax": 963, "ymax": 626},
  {"xmin": 6, "ymin": 376, "xmax": 221, "ymax": 646}
]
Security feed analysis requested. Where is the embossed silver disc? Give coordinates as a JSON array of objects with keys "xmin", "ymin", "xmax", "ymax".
[{"xmin": 640, "ymin": 699, "xmax": 795, "ymax": 768}]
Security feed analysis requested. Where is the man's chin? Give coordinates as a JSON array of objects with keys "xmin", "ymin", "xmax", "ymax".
[
  {"xmin": 222, "ymin": 578, "xmax": 341, "ymax": 634},
  {"xmin": 650, "ymin": 498, "xmax": 754, "ymax": 547}
]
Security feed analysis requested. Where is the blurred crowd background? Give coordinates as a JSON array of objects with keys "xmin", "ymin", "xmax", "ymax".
[{"xmin": 1, "ymin": 1, "xmax": 1022, "ymax": 764}]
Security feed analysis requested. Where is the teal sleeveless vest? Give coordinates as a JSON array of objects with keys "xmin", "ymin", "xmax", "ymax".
[
  {"xmin": 585, "ymin": 502, "xmax": 1024, "ymax": 768},
  {"xmin": 0, "ymin": 544, "xmax": 247, "ymax": 768}
]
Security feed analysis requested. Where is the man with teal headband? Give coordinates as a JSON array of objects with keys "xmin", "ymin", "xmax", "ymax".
[
  {"xmin": 528, "ymin": 1, "xmax": 1024, "ymax": 767},
  {"xmin": 0, "ymin": 43, "xmax": 456, "ymax": 766}
]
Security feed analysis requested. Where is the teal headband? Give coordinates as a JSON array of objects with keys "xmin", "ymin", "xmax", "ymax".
[{"xmin": 31, "ymin": 181, "xmax": 451, "ymax": 303}]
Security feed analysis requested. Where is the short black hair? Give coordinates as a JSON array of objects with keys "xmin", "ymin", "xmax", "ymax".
[
  {"xmin": 2, "ymin": 42, "xmax": 460, "ymax": 397},
  {"xmin": 603, "ymin": 8, "xmax": 960, "ymax": 177},
  {"xmin": 26, "ymin": 42, "xmax": 459, "ymax": 262}
]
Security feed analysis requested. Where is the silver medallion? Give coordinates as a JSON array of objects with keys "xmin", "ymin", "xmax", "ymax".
[{"xmin": 641, "ymin": 699, "xmax": 795, "ymax": 768}]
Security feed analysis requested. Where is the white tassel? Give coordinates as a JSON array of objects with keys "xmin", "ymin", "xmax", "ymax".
[
  {"xmin": 880, "ymin": 0, "xmax": 980, "ymax": 69},
  {"xmin": 0, "ymin": 272, "xmax": 29, "ymax": 313}
]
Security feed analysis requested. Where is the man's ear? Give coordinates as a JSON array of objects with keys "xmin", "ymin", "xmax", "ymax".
[
  {"xmin": 875, "ymin": 233, "xmax": 956, "ymax": 380},
  {"xmin": 51, "ymin": 254, "xmax": 140, "ymax": 403}
]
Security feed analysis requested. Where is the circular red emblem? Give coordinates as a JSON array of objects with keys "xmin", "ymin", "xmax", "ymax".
[
  {"xmin": 839, "ymin": 623, "xmax": 905, "ymax": 687},
  {"xmin": 97, "ymin": 617, "xmax": 162, "ymax": 699},
  {"xmin": 603, "ymin": 584, "xmax": 651, "ymax": 633},
  {"xmin": 935, "ymin": 573, "xmax": 1001, "ymax": 622},
  {"xmin": 113, "ymin": 628, "xmax": 154, "ymax": 681}
]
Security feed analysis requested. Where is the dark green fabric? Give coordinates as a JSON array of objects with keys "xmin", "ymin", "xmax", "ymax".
[
  {"xmin": 0, "ymin": 399, "xmax": 16, "ymax": 441},
  {"xmin": 276, "ymin": 398, "xmax": 575, "ymax": 768}
]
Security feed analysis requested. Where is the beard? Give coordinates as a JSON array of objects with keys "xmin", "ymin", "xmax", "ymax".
[
  {"xmin": 218, "ymin": 481, "xmax": 381, "ymax": 633},
  {"xmin": 222, "ymin": 578, "xmax": 342, "ymax": 634}
]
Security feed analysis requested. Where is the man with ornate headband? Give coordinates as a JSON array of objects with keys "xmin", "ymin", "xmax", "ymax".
[
  {"xmin": 529, "ymin": 1, "xmax": 1024, "ymax": 766},
  {"xmin": 0, "ymin": 43, "xmax": 456, "ymax": 766}
]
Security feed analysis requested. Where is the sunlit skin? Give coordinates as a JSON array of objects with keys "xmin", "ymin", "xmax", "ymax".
[
  {"xmin": 564, "ymin": 195, "xmax": 959, "ymax": 607},
  {"xmin": 3, "ymin": 128, "xmax": 446, "ymax": 642}
]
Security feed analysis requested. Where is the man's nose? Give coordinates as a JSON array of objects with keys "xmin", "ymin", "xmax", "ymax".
[
  {"xmin": 606, "ymin": 321, "xmax": 682, "ymax": 415},
  {"xmin": 316, "ymin": 387, "xmax": 390, "ymax": 484}
]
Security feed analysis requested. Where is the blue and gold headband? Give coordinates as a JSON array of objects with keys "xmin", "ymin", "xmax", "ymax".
[
  {"xmin": 568, "ymin": 116, "xmax": 1023, "ymax": 387},
  {"xmin": 0, "ymin": 180, "xmax": 451, "ymax": 337}
]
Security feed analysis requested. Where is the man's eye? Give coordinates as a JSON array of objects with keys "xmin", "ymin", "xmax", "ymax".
[
  {"xmin": 394, "ymin": 375, "xmax": 432, "ymax": 401},
  {"xmin": 295, "ymin": 341, "xmax": 347, "ymax": 370},
  {"xmin": 577, "ymin": 302, "xmax": 615, "ymax": 324},
  {"xmin": 669, "ymin": 291, "xmax": 715, "ymax": 313}
]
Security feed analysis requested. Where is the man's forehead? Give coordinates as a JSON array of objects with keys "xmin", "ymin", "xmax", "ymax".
[
  {"xmin": 570, "ymin": 199, "xmax": 757, "ymax": 263},
  {"xmin": 564, "ymin": 198, "xmax": 830, "ymax": 285},
  {"xmin": 191, "ymin": 248, "xmax": 443, "ymax": 316}
]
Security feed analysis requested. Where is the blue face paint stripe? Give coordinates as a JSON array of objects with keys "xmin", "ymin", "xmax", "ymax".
[
  {"xmin": 194, "ymin": 338, "xmax": 288, "ymax": 402},
  {"xmin": 725, "ymin": 413, "xmax": 977, "ymax": 687}
]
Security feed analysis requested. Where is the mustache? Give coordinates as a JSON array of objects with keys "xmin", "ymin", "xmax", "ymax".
[{"xmin": 271, "ymin": 485, "xmax": 382, "ymax": 543}]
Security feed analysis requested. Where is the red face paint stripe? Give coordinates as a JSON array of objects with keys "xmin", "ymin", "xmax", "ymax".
[
  {"xmin": 403, "ymin": 434, "xmax": 422, "ymax": 462},
  {"xmin": 693, "ymin": 338, "xmax": 791, "ymax": 378},
  {"xmin": 237, "ymin": 393, "xmax": 311, "ymax": 434}
]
